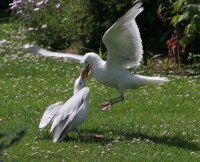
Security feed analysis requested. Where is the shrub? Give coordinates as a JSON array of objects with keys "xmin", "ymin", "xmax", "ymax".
[
  {"xmin": 10, "ymin": 0, "xmax": 96, "ymax": 51},
  {"xmin": 158, "ymin": 0, "xmax": 200, "ymax": 65},
  {"xmin": 11, "ymin": 0, "xmax": 169, "ymax": 55},
  {"xmin": 10, "ymin": 0, "xmax": 139, "ymax": 52}
]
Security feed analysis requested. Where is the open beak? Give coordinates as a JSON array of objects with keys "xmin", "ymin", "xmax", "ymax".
[{"xmin": 81, "ymin": 66, "xmax": 90, "ymax": 80}]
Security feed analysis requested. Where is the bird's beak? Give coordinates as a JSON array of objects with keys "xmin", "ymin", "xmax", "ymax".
[{"xmin": 81, "ymin": 66, "xmax": 90, "ymax": 80}]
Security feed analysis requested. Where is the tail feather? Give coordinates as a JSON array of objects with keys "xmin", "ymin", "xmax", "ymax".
[
  {"xmin": 137, "ymin": 75, "xmax": 170, "ymax": 86},
  {"xmin": 147, "ymin": 77, "xmax": 169, "ymax": 85}
]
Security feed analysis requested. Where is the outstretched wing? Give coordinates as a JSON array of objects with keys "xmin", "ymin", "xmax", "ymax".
[
  {"xmin": 24, "ymin": 44, "xmax": 83, "ymax": 63},
  {"xmin": 103, "ymin": 2, "xmax": 143, "ymax": 69},
  {"xmin": 39, "ymin": 102, "xmax": 63, "ymax": 130},
  {"xmin": 51, "ymin": 87, "xmax": 90, "ymax": 142}
]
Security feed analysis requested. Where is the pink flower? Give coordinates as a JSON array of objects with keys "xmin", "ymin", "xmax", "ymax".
[
  {"xmin": 41, "ymin": 24, "xmax": 48, "ymax": 29},
  {"xmin": 55, "ymin": 3, "xmax": 61, "ymax": 9},
  {"xmin": 44, "ymin": 0, "xmax": 48, "ymax": 5},
  {"xmin": 10, "ymin": 4, "xmax": 17, "ymax": 10},
  {"xmin": 9, "ymin": 0, "xmax": 22, "ymax": 10},
  {"xmin": 28, "ymin": 28, "xmax": 34, "ymax": 31},
  {"xmin": 16, "ymin": 0, "xmax": 22, "ymax": 3},
  {"xmin": 36, "ymin": 1, "xmax": 44, "ymax": 7},
  {"xmin": 34, "ymin": 8, "xmax": 40, "ymax": 11}
]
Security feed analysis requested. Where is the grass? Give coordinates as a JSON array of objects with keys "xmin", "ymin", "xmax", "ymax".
[{"xmin": 0, "ymin": 22, "xmax": 200, "ymax": 162}]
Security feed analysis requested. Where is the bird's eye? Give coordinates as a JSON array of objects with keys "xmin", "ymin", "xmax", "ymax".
[
  {"xmin": 79, "ymin": 82, "xmax": 82, "ymax": 85},
  {"xmin": 85, "ymin": 61, "xmax": 88, "ymax": 64}
]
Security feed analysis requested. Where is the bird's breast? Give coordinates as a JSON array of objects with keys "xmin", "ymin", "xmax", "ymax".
[{"xmin": 91, "ymin": 66, "xmax": 119, "ymax": 88}]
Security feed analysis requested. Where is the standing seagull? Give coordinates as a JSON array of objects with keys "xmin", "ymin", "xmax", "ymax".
[
  {"xmin": 25, "ymin": 2, "xmax": 169, "ymax": 111},
  {"xmin": 39, "ymin": 70, "xmax": 94, "ymax": 142}
]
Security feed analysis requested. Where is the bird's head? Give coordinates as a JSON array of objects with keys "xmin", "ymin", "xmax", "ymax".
[
  {"xmin": 80, "ymin": 52, "xmax": 101, "ymax": 76},
  {"xmin": 74, "ymin": 74, "xmax": 87, "ymax": 94}
]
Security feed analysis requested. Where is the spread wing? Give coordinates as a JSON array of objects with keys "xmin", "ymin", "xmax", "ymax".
[
  {"xmin": 24, "ymin": 44, "xmax": 83, "ymax": 63},
  {"xmin": 50, "ymin": 87, "xmax": 90, "ymax": 142},
  {"xmin": 103, "ymin": 2, "xmax": 143, "ymax": 69},
  {"xmin": 39, "ymin": 102, "xmax": 63, "ymax": 130}
]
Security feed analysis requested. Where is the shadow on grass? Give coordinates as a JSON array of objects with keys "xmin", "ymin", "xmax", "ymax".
[
  {"xmin": 0, "ymin": 130, "xmax": 26, "ymax": 151},
  {"xmin": 38, "ymin": 135, "xmax": 112, "ymax": 146},
  {"xmin": 123, "ymin": 131, "xmax": 200, "ymax": 151},
  {"xmin": 36, "ymin": 128, "xmax": 200, "ymax": 150},
  {"xmin": 37, "ymin": 129, "xmax": 112, "ymax": 145},
  {"xmin": 63, "ymin": 135, "xmax": 113, "ymax": 145},
  {"xmin": 80, "ymin": 128, "xmax": 200, "ymax": 151}
]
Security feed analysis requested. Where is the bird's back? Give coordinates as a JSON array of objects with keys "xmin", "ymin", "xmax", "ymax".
[{"xmin": 51, "ymin": 87, "xmax": 90, "ymax": 142}]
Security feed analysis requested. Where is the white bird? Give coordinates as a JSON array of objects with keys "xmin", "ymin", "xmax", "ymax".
[
  {"xmin": 25, "ymin": 2, "xmax": 169, "ymax": 111},
  {"xmin": 38, "ymin": 72, "xmax": 87, "ymax": 132},
  {"xmin": 39, "ymin": 71, "xmax": 93, "ymax": 142}
]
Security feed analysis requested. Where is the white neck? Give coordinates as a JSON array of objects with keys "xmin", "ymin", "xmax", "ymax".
[{"xmin": 91, "ymin": 56, "xmax": 106, "ymax": 70}]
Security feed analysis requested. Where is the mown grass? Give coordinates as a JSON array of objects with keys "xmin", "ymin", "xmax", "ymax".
[{"xmin": 0, "ymin": 23, "xmax": 200, "ymax": 162}]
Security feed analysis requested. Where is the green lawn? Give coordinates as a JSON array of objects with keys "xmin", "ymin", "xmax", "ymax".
[{"xmin": 0, "ymin": 24, "xmax": 200, "ymax": 162}]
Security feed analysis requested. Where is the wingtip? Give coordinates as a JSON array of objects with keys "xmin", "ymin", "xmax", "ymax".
[
  {"xmin": 133, "ymin": 0, "xmax": 143, "ymax": 7},
  {"xmin": 132, "ymin": 0, "xmax": 143, "ymax": 14},
  {"xmin": 134, "ymin": 0, "xmax": 143, "ymax": 5}
]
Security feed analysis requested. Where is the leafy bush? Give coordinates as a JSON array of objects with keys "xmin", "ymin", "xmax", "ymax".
[
  {"xmin": 171, "ymin": 1, "xmax": 200, "ymax": 47},
  {"xmin": 10, "ymin": 0, "xmax": 96, "ymax": 51},
  {"xmin": 158, "ymin": 0, "xmax": 200, "ymax": 64},
  {"xmin": 11, "ymin": 0, "xmax": 199, "ymax": 68},
  {"xmin": 10, "ymin": 0, "xmax": 139, "ymax": 52}
]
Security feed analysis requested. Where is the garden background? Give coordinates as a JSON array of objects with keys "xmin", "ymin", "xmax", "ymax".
[{"xmin": 0, "ymin": 0, "xmax": 200, "ymax": 161}]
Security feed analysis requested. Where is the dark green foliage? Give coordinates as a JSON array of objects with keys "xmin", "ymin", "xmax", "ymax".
[
  {"xmin": 0, "ymin": 0, "xmax": 12, "ymax": 22},
  {"xmin": 11, "ymin": 0, "xmax": 167, "ymax": 54},
  {"xmin": 10, "ymin": 0, "xmax": 199, "ymax": 68},
  {"xmin": 0, "ymin": 0, "xmax": 12, "ymax": 10},
  {"xmin": 86, "ymin": 0, "xmax": 134, "ymax": 51},
  {"xmin": 13, "ymin": 0, "xmax": 167, "ymax": 54},
  {"xmin": 12, "ymin": 0, "xmax": 95, "ymax": 51},
  {"xmin": 13, "ymin": 0, "xmax": 137, "ymax": 52},
  {"xmin": 158, "ymin": 0, "xmax": 200, "ymax": 65}
]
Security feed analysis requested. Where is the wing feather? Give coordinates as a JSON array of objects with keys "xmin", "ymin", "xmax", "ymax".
[
  {"xmin": 103, "ymin": 2, "xmax": 143, "ymax": 69},
  {"xmin": 39, "ymin": 102, "xmax": 63, "ymax": 130},
  {"xmin": 24, "ymin": 44, "xmax": 83, "ymax": 63},
  {"xmin": 51, "ymin": 87, "xmax": 89, "ymax": 142}
]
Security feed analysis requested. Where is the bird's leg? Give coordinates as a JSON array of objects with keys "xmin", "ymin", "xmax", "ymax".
[
  {"xmin": 78, "ymin": 133, "xmax": 104, "ymax": 140},
  {"xmin": 101, "ymin": 93, "xmax": 124, "ymax": 111},
  {"xmin": 78, "ymin": 130, "xmax": 92, "ymax": 139},
  {"xmin": 110, "ymin": 95, "xmax": 124, "ymax": 104},
  {"xmin": 77, "ymin": 128, "xmax": 104, "ymax": 140}
]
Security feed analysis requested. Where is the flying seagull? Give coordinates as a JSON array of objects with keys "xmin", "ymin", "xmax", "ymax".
[
  {"xmin": 25, "ymin": 2, "xmax": 169, "ymax": 111},
  {"xmin": 39, "ymin": 71, "xmax": 103, "ymax": 142}
]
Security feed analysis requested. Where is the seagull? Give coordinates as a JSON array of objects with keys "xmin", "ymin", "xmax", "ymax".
[
  {"xmin": 38, "ymin": 71, "xmax": 103, "ymax": 142},
  {"xmin": 38, "ymin": 69, "xmax": 89, "ymax": 133},
  {"xmin": 25, "ymin": 2, "xmax": 169, "ymax": 111}
]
